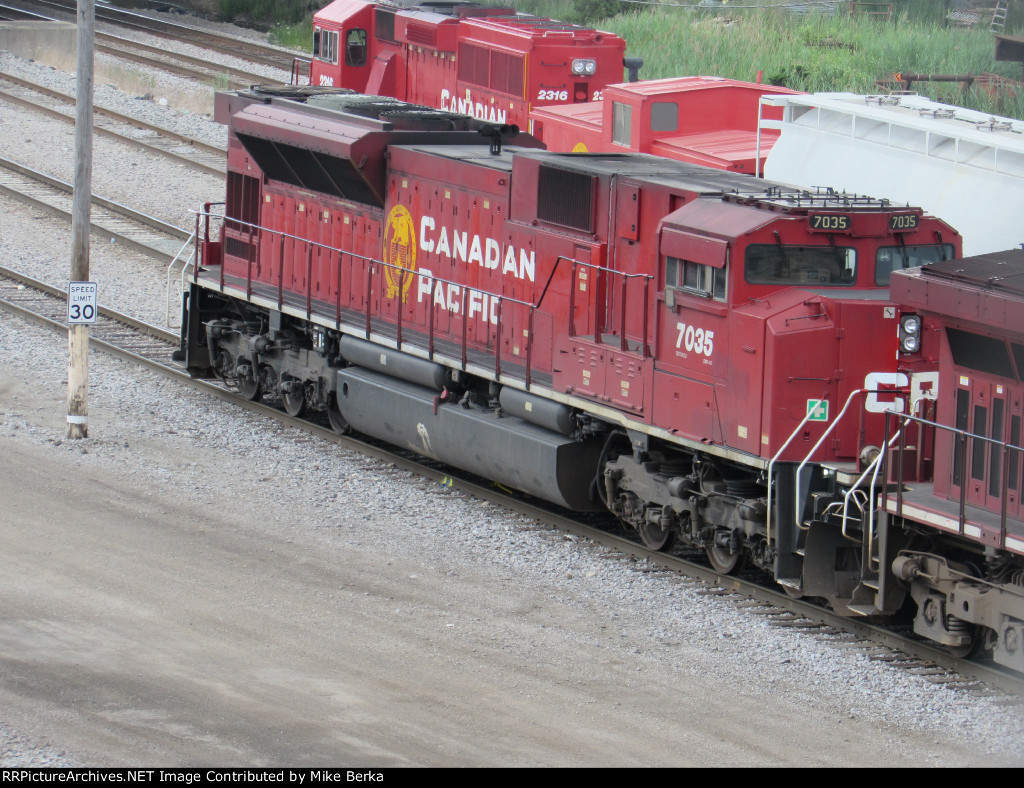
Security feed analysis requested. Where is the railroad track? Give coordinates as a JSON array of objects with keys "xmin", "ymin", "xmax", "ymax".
[
  {"xmin": 8, "ymin": 0, "xmax": 300, "ymax": 73},
  {"xmin": 92, "ymin": 30, "xmax": 278, "ymax": 89},
  {"xmin": 0, "ymin": 154, "xmax": 191, "ymax": 262},
  {"xmin": 0, "ymin": 2, "xmax": 286, "ymax": 88},
  {"xmin": 0, "ymin": 72, "xmax": 226, "ymax": 176},
  {"xmin": 0, "ymin": 265, "xmax": 180, "ymax": 366},
  {"xmin": 2, "ymin": 259, "xmax": 1023, "ymax": 700}
]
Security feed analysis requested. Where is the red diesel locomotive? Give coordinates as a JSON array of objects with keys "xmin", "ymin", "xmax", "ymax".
[
  {"xmin": 179, "ymin": 86, "xmax": 1024, "ymax": 671},
  {"xmin": 304, "ymin": 0, "xmax": 628, "ymax": 125}
]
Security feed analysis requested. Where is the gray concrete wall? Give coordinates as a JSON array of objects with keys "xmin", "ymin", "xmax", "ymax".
[{"xmin": 0, "ymin": 21, "xmax": 76, "ymax": 60}]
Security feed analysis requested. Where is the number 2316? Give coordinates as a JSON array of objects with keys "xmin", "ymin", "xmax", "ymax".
[{"xmin": 675, "ymin": 322, "xmax": 714, "ymax": 357}]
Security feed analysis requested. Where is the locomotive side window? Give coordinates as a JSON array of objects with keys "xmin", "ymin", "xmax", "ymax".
[
  {"xmin": 875, "ymin": 243, "xmax": 955, "ymax": 286},
  {"xmin": 946, "ymin": 328, "xmax": 1015, "ymax": 379},
  {"xmin": 666, "ymin": 256, "xmax": 726, "ymax": 302},
  {"xmin": 313, "ymin": 27, "xmax": 321, "ymax": 58},
  {"xmin": 319, "ymin": 30, "xmax": 339, "ymax": 65},
  {"xmin": 650, "ymin": 102, "xmax": 678, "ymax": 133},
  {"xmin": 345, "ymin": 29, "xmax": 367, "ymax": 67},
  {"xmin": 612, "ymin": 102, "xmax": 632, "ymax": 146},
  {"xmin": 744, "ymin": 244, "xmax": 856, "ymax": 286}
]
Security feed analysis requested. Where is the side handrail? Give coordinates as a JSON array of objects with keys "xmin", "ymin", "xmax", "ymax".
[
  {"xmin": 291, "ymin": 57, "xmax": 312, "ymax": 87},
  {"xmin": 766, "ymin": 402, "xmax": 824, "ymax": 546},
  {"xmin": 539, "ymin": 254, "xmax": 654, "ymax": 356},
  {"xmin": 792, "ymin": 389, "xmax": 866, "ymax": 531},
  {"xmin": 193, "ymin": 208, "xmax": 537, "ymax": 381},
  {"xmin": 165, "ymin": 231, "xmax": 197, "ymax": 328},
  {"xmin": 836, "ymin": 424, "xmax": 907, "ymax": 550},
  {"xmin": 880, "ymin": 408, "xmax": 1024, "ymax": 551}
]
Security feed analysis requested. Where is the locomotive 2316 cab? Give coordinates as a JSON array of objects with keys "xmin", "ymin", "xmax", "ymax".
[
  {"xmin": 179, "ymin": 86, "xmax": 1024, "ymax": 671},
  {"xmin": 304, "ymin": 0, "xmax": 629, "ymax": 126}
]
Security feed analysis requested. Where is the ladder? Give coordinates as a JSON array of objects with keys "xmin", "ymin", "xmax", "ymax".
[{"xmin": 992, "ymin": 0, "xmax": 1009, "ymax": 33}]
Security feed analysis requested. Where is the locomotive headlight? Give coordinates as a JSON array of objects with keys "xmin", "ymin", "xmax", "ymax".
[
  {"xmin": 899, "ymin": 314, "xmax": 922, "ymax": 354},
  {"xmin": 572, "ymin": 58, "xmax": 597, "ymax": 75}
]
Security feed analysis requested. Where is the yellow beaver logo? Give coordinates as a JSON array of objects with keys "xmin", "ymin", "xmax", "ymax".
[
  {"xmin": 572, "ymin": 142, "xmax": 589, "ymax": 153},
  {"xmin": 383, "ymin": 205, "xmax": 416, "ymax": 302}
]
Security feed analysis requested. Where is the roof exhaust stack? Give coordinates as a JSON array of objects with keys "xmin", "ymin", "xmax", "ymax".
[
  {"xmin": 480, "ymin": 124, "xmax": 519, "ymax": 155},
  {"xmin": 624, "ymin": 57, "xmax": 644, "ymax": 83}
]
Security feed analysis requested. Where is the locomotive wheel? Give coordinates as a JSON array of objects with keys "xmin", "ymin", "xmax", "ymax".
[
  {"xmin": 638, "ymin": 521, "xmax": 677, "ymax": 552},
  {"xmin": 238, "ymin": 373, "xmax": 261, "ymax": 401},
  {"xmin": 944, "ymin": 624, "xmax": 983, "ymax": 659},
  {"xmin": 282, "ymin": 383, "xmax": 306, "ymax": 418},
  {"xmin": 327, "ymin": 394, "xmax": 350, "ymax": 434},
  {"xmin": 706, "ymin": 544, "xmax": 745, "ymax": 575}
]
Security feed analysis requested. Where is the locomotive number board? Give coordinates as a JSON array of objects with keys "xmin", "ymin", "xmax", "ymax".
[
  {"xmin": 889, "ymin": 214, "xmax": 920, "ymax": 231},
  {"xmin": 808, "ymin": 214, "xmax": 851, "ymax": 232}
]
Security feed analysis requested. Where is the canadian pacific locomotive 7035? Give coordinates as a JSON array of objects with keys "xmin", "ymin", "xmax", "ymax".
[{"xmin": 180, "ymin": 85, "xmax": 1024, "ymax": 672}]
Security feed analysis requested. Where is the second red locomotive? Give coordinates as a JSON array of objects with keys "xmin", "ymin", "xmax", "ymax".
[
  {"xmin": 179, "ymin": 86, "xmax": 1024, "ymax": 672},
  {"xmin": 305, "ymin": 0, "xmax": 628, "ymax": 126}
]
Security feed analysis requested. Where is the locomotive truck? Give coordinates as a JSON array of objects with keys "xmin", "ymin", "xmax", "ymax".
[{"xmin": 178, "ymin": 85, "xmax": 1024, "ymax": 671}]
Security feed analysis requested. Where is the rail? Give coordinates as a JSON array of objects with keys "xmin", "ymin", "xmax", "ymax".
[
  {"xmin": 195, "ymin": 209, "xmax": 541, "ymax": 385},
  {"xmin": 882, "ymin": 409, "xmax": 1024, "ymax": 552}
]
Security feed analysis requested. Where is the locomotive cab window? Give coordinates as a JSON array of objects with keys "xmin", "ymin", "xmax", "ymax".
[
  {"xmin": 345, "ymin": 29, "xmax": 368, "ymax": 67},
  {"xmin": 745, "ymin": 244, "xmax": 856, "ymax": 287},
  {"xmin": 875, "ymin": 243, "xmax": 955, "ymax": 286},
  {"xmin": 318, "ymin": 29, "xmax": 339, "ymax": 65},
  {"xmin": 650, "ymin": 102, "xmax": 679, "ymax": 133},
  {"xmin": 612, "ymin": 102, "xmax": 632, "ymax": 146},
  {"xmin": 666, "ymin": 256, "xmax": 726, "ymax": 302}
]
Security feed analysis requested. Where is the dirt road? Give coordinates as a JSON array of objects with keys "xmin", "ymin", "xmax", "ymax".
[{"xmin": 1, "ymin": 328, "xmax": 1021, "ymax": 767}]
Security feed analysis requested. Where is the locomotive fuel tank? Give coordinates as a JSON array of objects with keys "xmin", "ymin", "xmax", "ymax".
[{"xmin": 335, "ymin": 366, "xmax": 604, "ymax": 511}]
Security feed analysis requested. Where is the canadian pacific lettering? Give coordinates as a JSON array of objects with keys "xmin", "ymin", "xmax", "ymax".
[{"xmin": 419, "ymin": 216, "xmax": 535, "ymax": 282}]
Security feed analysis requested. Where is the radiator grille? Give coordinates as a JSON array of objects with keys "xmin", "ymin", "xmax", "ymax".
[{"xmin": 537, "ymin": 165, "xmax": 595, "ymax": 233}]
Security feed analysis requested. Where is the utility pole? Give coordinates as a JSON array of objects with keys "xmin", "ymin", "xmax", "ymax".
[{"xmin": 68, "ymin": 0, "xmax": 94, "ymax": 439}]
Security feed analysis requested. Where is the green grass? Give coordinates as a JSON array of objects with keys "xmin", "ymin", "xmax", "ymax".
[
  {"xmin": 269, "ymin": 17, "xmax": 314, "ymax": 51},
  {"xmin": 567, "ymin": 3, "xmax": 1024, "ymax": 118}
]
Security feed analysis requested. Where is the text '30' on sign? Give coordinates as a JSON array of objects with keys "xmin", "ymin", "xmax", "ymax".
[{"xmin": 68, "ymin": 281, "xmax": 98, "ymax": 324}]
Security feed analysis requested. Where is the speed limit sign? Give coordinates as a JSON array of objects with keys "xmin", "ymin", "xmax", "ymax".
[{"xmin": 68, "ymin": 281, "xmax": 98, "ymax": 324}]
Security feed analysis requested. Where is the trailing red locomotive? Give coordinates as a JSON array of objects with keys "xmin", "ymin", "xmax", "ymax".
[
  {"xmin": 299, "ymin": 1, "xmax": 798, "ymax": 172},
  {"xmin": 179, "ymin": 86, "xmax": 1024, "ymax": 671},
  {"xmin": 303, "ymin": 0, "xmax": 629, "ymax": 125}
]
